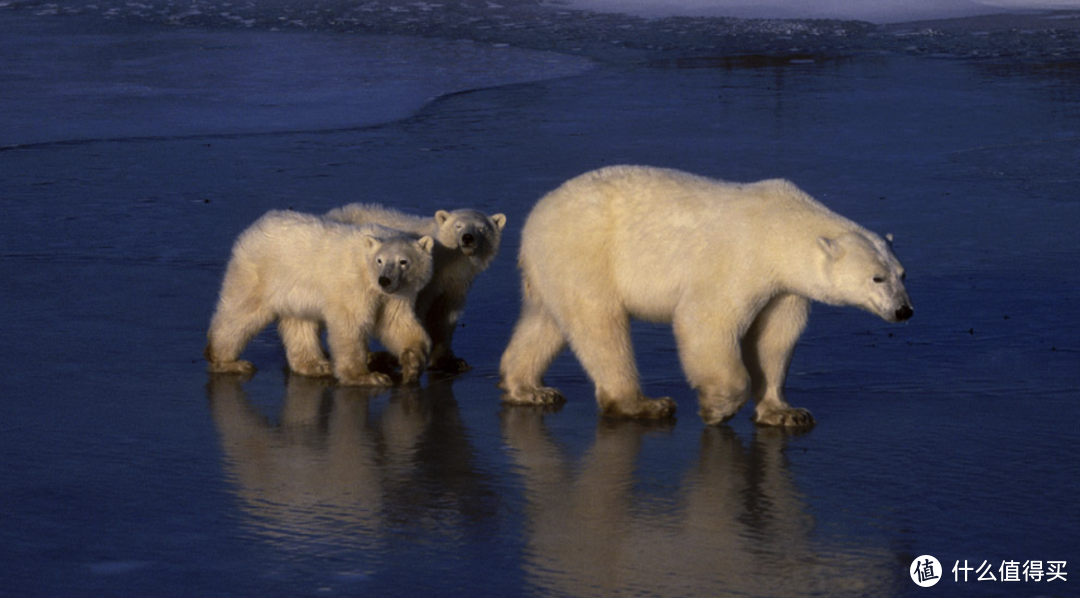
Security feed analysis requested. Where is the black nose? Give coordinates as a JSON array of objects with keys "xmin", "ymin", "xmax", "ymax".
[
  {"xmin": 461, "ymin": 233, "xmax": 475, "ymax": 246},
  {"xmin": 895, "ymin": 305, "xmax": 913, "ymax": 321},
  {"xmin": 378, "ymin": 276, "xmax": 392, "ymax": 288}
]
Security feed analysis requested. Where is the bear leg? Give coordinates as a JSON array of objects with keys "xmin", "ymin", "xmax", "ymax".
[
  {"xmin": 278, "ymin": 317, "xmax": 332, "ymax": 377},
  {"xmin": 674, "ymin": 303, "xmax": 750, "ymax": 425},
  {"xmin": 375, "ymin": 297, "xmax": 431, "ymax": 384},
  {"xmin": 325, "ymin": 316, "xmax": 392, "ymax": 388},
  {"xmin": 562, "ymin": 306, "xmax": 675, "ymax": 419},
  {"xmin": 423, "ymin": 296, "xmax": 471, "ymax": 373},
  {"xmin": 742, "ymin": 294, "xmax": 815, "ymax": 428},
  {"xmin": 499, "ymin": 294, "xmax": 567, "ymax": 406},
  {"xmin": 205, "ymin": 297, "xmax": 272, "ymax": 375}
]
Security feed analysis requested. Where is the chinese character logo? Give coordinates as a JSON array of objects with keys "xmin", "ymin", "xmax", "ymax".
[{"xmin": 911, "ymin": 555, "xmax": 942, "ymax": 587}]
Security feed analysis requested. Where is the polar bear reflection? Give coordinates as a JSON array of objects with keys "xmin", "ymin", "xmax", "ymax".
[
  {"xmin": 206, "ymin": 375, "xmax": 494, "ymax": 561},
  {"xmin": 502, "ymin": 410, "xmax": 898, "ymax": 597}
]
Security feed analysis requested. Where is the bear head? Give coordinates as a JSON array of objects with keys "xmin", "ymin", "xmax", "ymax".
[
  {"xmin": 816, "ymin": 231, "xmax": 913, "ymax": 323},
  {"xmin": 364, "ymin": 234, "xmax": 435, "ymax": 295},
  {"xmin": 433, "ymin": 209, "xmax": 507, "ymax": 265}
]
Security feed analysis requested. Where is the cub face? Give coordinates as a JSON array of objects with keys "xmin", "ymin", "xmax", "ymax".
[
  {"xmin": 818, "ymin": 232, "xmax": 913, "ymax": 323},
  {"xmin": 365, "ymin": 235, "xmax": 435, "ymax": 295},
  {"xmin": 434, "ymin": 209, "xmax": 507, "ymax": 261}
]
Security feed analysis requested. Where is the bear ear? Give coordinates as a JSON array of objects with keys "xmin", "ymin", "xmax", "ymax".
[
  {"xmin": 885, "ymin": 233, "xmax": 895, "ymax": 245},
  {"xmin": 417, "ymin": 236, "xmax": 435, "ymax": 254},
  {"xmin": 817, "ymin": 236, "xmax": 843, "ymax": 259},
  {"xmin": 364, "ymin": 235, "xmax": 382, "ymax": 252},
  {"xmin": 491, "ymin": 213, "xmax": 507, "ymax": 230},
  {"xmin": 435, "ymin": 210, "xmax": 452, "ymax": 226}
]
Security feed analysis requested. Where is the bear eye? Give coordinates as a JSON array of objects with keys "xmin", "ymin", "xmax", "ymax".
[
  {"xmin": 399, "ymin": 259, "xmax": 408, "ymax": 266},
  {"xmin": 376, "ymin": 258, "xmax": 384, "ymax": 266},
  {"xmin": 873, "ymin": 275, "xmax": 886, "ymax": 283}
]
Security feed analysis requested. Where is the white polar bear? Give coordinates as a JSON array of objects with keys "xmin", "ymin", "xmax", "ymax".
[
  {"xmin": 499, "ymin": 166, "xmax": 913, "ymax": 426},
  {"xmin": 281, "ymin": 204, "xmax": 507, "ymax": 373},
  {"xmin": 205, "ymin": 210, "xmax": 435, "ymax": 386}
]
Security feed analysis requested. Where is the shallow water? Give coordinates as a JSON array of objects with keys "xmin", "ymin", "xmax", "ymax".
[{"xmin": 2, "ymin": 5, "xmax": 1079, "ymax": 597}]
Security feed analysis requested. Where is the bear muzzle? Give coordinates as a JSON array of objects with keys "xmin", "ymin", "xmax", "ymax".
[
  {"xmin": 378, "ymin": 273, "xmax": 400, "ymax": 293},
  {"xmin": 895, "ymin": 304, "xmax": 914, "ymax": 322},
  {"xmin": 459, "ymin": 232, "xmax": 480, "ymax": 256}
]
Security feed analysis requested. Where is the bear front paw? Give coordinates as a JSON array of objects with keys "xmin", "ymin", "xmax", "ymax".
[
  {"xmin": 753, "ymin": 407, "xmax": 815, "ymax": 428},
  {"xmin": 501, "ymin": 386, "xmax": 566, "ymax": 406}
]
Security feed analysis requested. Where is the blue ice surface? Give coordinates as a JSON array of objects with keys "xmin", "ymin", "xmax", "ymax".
[{"xmin": 1, "ymin": 3, "xmax": 1078, "ymax": 597}]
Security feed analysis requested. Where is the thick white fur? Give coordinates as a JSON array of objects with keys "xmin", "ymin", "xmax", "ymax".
[
  {"xmin": 284, "ymin": 203, "xmax": 508, "ymax": 372},
  {"xmin": 499, "ymin": 165, "xmax": 912, "ymax": 426},
  {"xmin": 205, "ymin": 210, "xmax": 434, "ymax": 386}
]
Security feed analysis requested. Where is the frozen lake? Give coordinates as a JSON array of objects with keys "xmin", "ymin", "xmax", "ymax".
[{"xmin": 1, "ymin": 2, "xmax": 1078, "ymax": 596}]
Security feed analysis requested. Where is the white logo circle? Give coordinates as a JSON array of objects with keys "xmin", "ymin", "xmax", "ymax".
[{"xmin": 910, "ymin": 555, "xmax": 942, "ymax": 587}]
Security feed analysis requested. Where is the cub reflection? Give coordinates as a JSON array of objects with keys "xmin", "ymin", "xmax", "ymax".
[
  {"xmin": 501, "ymin": 411, "xmax": 897, "ymax": 597},
  {"xmin": 206, "ymin": 374, "xmax": 494, "ymax": 558}
]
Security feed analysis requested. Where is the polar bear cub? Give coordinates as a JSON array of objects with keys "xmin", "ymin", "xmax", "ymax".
[
  {"xmin": 499, "ymin": 166, "xmax": 913, "ymax": 426},
  {"xmin": 303, "ymin": 204, "xmax": 507, "ymax": 373},
  {"xmin": 205, "ymin": 210, "xmax": 434, "ymax": 386}
]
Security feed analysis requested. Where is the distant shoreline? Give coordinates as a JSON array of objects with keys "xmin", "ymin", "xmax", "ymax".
[{"xmin": 2, "ymin": 0, "xmax": 1079, "ymax": 62}]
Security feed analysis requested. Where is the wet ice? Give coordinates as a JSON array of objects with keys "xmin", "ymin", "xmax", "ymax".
[
  {"xmin": 1, "ymin": 1, "xmax": 1078, "ymax": 597},
  {"xmin": 0, "ymin": 13, "xmax": 593, "ymax": 147}
]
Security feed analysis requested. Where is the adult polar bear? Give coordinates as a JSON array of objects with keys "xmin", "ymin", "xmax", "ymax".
[{"xmin": 499, "ymin": 166, "xmax": 913, "ymax": 426}]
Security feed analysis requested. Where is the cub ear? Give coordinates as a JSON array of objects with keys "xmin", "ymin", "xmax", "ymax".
[
  {"xmin": 417, "ymin": 236, "xmax": 435, "ymax": 254},
  {"xmin": 885, "ymin": 233, "xmax": 895, "ymax": 245},
  {"xmin": 364, "ymin": 236, "xmax": 382, "ymax": 251},
  {"xmin": 817, "ymin": 236, "xmax": 843, "ymax": 259},
  {"xmin": 435, "ymin": 210, "xmax": 452, "ymax": 226},
  {"xmin": 491, "ymin": 213, "xmax": 507, "ymax": 230}
]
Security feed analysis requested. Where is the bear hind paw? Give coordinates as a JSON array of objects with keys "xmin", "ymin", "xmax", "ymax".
[
  {"xmin": 601, "ymin": 396, "xmax": 677, "ymax": 420},
  {"xmin": 753, "ymin": 407, "xmax": 815, "ymax": 428}
]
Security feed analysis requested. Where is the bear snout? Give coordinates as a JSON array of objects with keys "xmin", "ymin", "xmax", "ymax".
[
  {"xmin": 378, "ymin": 275, "xmax": 393, "ymax": 289},
  {"xmin": 461, "ymin": 232, "xmax": 476, "ymax": 246},
  {"xmin": 895, "ymin": 304, "xmax": 913, "ymax": 321}
]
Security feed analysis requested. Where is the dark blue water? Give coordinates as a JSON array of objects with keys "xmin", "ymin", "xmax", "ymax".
[{"xmin": 2, "ymin": 4, "xmax": 1078, "ymax": 597}]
